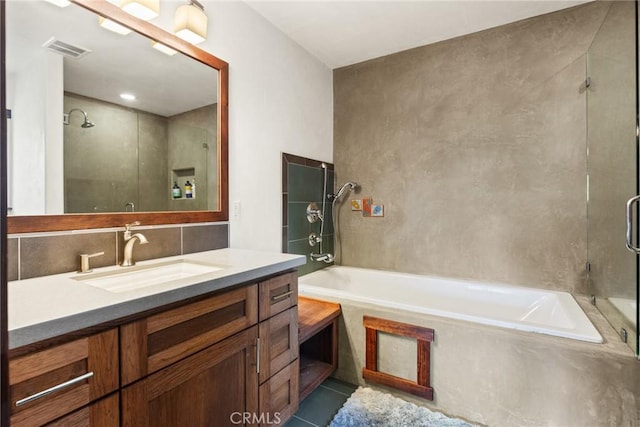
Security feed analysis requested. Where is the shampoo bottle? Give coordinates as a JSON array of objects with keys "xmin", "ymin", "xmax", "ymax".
[
  {"xmin": 185, "ymin": 181, "xmax": 193, "ymax": 198},
  {"xmin": 172, "ymin": 182, "xmax": 182, "ymax": 199}
]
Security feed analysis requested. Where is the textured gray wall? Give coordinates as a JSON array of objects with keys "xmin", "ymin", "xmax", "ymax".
[
  {"xmin": 334, "ymin": 2, "xmax": 612, "ymax": 293},
  {"xmin": 167, "ymin": 104, "xmax": 218, "ymax": 211},
  {"xmin": 64, "ymin": 93, "xmax": 138, "ymax": 213},
  {"xmin": 138, "ymin": 113, "xmax": 169, "ymax": 212},
  {"xmin": 64, "ymin": 93, "xmax": 168, "ymax": 213}
]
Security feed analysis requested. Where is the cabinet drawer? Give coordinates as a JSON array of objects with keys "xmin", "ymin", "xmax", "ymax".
[
  {"xmin": 9, "ymin": 329, "xmax": 119, "ymax": 427},
  {"xmin": 259, "ymin": 307, "xmax": 298, "ymax": 384},
  {"xmin": 121, "ymin": 326, "xmax": 259, "ymax": 427},
  {"xmin": 259, "ymin": 360, "xmax": 299, "ymax": 426},
  {"xmin": 121, "ymin": 284, "xmax": 258, "ymax": 384},
  {"xmin": 46, "ymin": 393, "xmax": 119, "ymax": 427},
  {"xmin": 259, "ymin": 272, "xmax": 297, "ymax": 321}
]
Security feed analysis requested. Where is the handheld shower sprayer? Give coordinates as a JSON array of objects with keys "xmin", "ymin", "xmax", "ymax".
[{"xmin": 329, "ymin": 181, "xmax": 359, "ymax": 202}]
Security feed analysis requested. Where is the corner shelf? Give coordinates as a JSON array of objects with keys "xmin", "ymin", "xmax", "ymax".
[{"xmin": 298, "ymin": 296, "xmax": 341, "ymax": 401}]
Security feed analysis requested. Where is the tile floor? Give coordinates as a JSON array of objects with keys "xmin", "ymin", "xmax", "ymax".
[{"xmin": 285, "ymin": 377, "xmax": 358, "ymax": 427}]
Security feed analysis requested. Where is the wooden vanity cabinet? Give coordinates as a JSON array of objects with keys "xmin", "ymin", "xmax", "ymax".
[
  {"xmin": 9, "ymin": 329, "xmax": 119, "ymax": 426},
  {"xmin": 120, "ymin": 271, "xmax": 299, "ymax": 426},
  {"xmin": 11, "ymin": 271, "xmax": 300, "ymax": 426},
  {"xmin": 257, "ymin": 273, "xmax": 299, "ymax": 424},
  {"xmin": 121, "ymin": 326, "xmax": 259, "ymax": 427},
  {"xmin": 46, "ymin": 394, "xmax": 119, "ymax": 426},
  {"xmin": 259, "ymin": 359, "xmax": 299, "ymax": 424},
  {"xmin": 120, "ymin": 284, "xmax": 258, "ymax": 385},
  {"xmin": 259, "ymin": 272, "xmax": 297, "ymax": 321}
]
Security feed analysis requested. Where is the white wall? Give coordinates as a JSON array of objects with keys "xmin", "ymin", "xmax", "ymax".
[
  {"xmin": 44, "ymin": 53, "xmax": 64, "ymax": 215},
  {"xmin": 185, "ymin": 2, "xmax": 334, "ymax": 251},
  {"xmin": 6, "ymin": 51, "xmax": 63, "ymax": 216}
]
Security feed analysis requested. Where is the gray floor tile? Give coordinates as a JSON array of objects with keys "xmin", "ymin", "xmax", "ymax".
[
  {"xmin": 295, "ymin": 386, "xmax": 349, "ymax": 426},
  {"xmin": 320, "ymin": 377, "xmax": 358, "ymax": 397},
  {"xmin": 284, "ymin": 415, "xmax": 319, "ymax": 427}
]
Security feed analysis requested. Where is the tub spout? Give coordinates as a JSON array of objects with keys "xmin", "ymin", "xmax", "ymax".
[{"xmin": 311, "ymin": 253, "xmax": 334, "ymax": 263}]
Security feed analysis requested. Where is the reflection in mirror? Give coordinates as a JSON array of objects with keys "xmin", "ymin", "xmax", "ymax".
[
  {"xmin": 586, "ymin": 1, "xmax": 638, "ymax": 354},
  {"xmin": 6, "ymin": 0, "xmax": 219, "ymax": 215}
]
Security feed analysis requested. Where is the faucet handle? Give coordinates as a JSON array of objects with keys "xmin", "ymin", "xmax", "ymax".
[
  {"xmin": 79, "ymin": 251, "xmax": 104, "ymax": 273},
  {"xmin": 124, "ymin": 221, "xmax": 141, "ymax": 232}
]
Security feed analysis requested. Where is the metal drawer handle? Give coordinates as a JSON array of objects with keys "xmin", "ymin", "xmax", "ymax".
[
  {"xmin": 15, "ymin": 372, "xmax": 94, "ymax": 407},
  {"xmin": 626, "ymin": 195, "xmax": 640, "ymax": 253},
  {"xmin": 256, "ymin": 338, "xmax": 261, "ymax": 374},
  {"xmin": 271, "ymin": 290, "xmax": 293, "ymax": 302}
]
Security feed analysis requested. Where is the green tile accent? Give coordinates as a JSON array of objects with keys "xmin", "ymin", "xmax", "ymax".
[
  {"xmin": 288, "ymin": 202, "xmax": 313, "ymax": 241},
  {"xmin": 288, "ymin": 164, "xmax": 324, "ymax": 202},
  {"xmin": 283, "ymin": 156, "xmax": 336, "ymax": 276},
  {"xmin": 288, "ymin": 235, "xmax": 334, "ymax": 277}
]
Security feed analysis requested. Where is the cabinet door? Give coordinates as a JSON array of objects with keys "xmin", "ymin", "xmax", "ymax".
[
  {"xmin": 46, "ymin": 393, "xmax": 119, "ymax": 427},
  {"xmin": 10, "ymin": 329, "xmax": 119, "ymax": 427},
  {"xmin": 121, "ymin": 284, "xmax": 258, "ymax": 385},
  {"xmin": 259, "ymin": 360, "xmax": 299, "ymax": 426},
  {"xmin": 122, "ymin": 326, "xmax": 259, "ymax": 427},
  {"xmin": 259, "ymin": 307, "xmax": 298, "ymax": 384},
  {"xmin": 259, "ymin": 272, "xmax": 297, "ymax": 321}
]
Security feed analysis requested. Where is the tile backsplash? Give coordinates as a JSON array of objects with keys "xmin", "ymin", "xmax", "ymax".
[{"xmin": 8, "ymin": 222, "xmax": 228, "ymax": 281}]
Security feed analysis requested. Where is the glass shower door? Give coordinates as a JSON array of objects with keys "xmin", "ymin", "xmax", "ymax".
[{"xmin": 586, "ymin": 1, "xmax": 638, "ymax": 357}]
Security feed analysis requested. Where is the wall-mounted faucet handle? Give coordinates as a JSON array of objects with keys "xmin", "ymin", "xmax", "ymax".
[
  {"xmin": 124, "ymin": 221, "xmax": 141, "ymax": 232},
  {"xmin": 79, "ymin": 251, "xmax": 105, "ymax": 273}
]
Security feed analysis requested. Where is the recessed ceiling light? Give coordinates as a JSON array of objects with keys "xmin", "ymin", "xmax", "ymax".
[
  {"xmin": 99, "ymin": 17, "xmax": 132, "ymax": 35},
  {"xmin": 120, "ymin": 93, "xmax": 136, "ymax": 101},
  {"xmin": 152, "ymin": 42, "xmax": 178, "ymax": 56}
]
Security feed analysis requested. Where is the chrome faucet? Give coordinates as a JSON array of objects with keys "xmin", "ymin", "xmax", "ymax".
[{"xmin": 121, "ymin": 221, "xmax": 149, "ymax": 267}]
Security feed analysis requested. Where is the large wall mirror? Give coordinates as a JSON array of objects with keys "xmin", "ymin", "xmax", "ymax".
[{"xmin": 5, "ymin": 0, "xmax": 228, "ymax": 233}]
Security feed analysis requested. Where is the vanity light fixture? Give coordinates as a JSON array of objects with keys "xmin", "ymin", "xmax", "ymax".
[
  {"xmin": 152, "ymin": 41, "xmax": 178, "ymax": 56},
  {"xmin": 99, "ymin": 16, "xmax": 132, "ymax": 35},
  {"xmin": 120, "ymin": 0, "xmax": 160, "ymax": 21},
  {"xmin": 44, "ymin": 0, "xmax": 71, "ymax": 7},
  {"xmin": 174, "ymin": 0, "xmax": 208, "ymax": 45},
  {"xmin": 120, "ymin": 93, "xmax": 136, "ymax": 101}
]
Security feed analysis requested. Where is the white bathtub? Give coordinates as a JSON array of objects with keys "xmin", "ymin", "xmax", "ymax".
[{"xmin": 299, "ymin": 266, "xmax": 603, "ymax": 343}]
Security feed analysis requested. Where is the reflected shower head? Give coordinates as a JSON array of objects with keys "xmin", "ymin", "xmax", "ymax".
[{"xmin": 66, "ymin": 108, "xmax": 95, "ymax": 128}]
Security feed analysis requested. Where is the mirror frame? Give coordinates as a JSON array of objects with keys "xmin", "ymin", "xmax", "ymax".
[{"xmin": 7, "ymin": 0, "xmax": 228, "ymax": 233}]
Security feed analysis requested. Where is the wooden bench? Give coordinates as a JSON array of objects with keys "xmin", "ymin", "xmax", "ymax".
[{"xmin": 297, "ymin": 296, "xmax": 341, "ymax": 401}]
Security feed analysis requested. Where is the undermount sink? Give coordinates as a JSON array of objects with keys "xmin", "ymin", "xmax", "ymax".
[{"xmin": 73, "ymin": 260, "xmax": 224, "ymax": 293}]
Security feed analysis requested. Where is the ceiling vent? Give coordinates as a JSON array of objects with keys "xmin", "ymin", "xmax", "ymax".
[{"xmin": 42, "ymin": 37, "xmax": 91, "ymax": 59}]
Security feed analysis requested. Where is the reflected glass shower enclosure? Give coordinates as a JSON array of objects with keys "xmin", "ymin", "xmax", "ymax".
[{"xmin": 586, "ymin": 0, "xmax": 639, "ymax": 356}]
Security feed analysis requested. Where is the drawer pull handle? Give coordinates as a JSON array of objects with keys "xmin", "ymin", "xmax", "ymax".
[
  {"xmin": 15, "ymin": 372, "xmax": 94, "ymax": 407},
  {"xmin": 271, "ymin": 290, "xmax": 293, "ymax": 302},
  {"xmin": 256, "ymin": 338, "xmax": 261, "ymax": 374}
]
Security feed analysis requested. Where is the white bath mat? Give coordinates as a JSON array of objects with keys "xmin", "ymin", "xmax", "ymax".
[{"xmin": 330, "ymin": 387, "xmax": 476, "ymax": 427}]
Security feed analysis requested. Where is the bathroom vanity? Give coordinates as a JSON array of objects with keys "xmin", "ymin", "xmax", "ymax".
[{"xmin": 8, "ymin": 249, "xmax": 304, "ymax": 426}]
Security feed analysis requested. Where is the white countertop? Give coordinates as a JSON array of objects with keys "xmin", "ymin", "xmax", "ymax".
[{"xmin": 9, "ymin": 248, "xmax": 306, "ymax": 349}]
